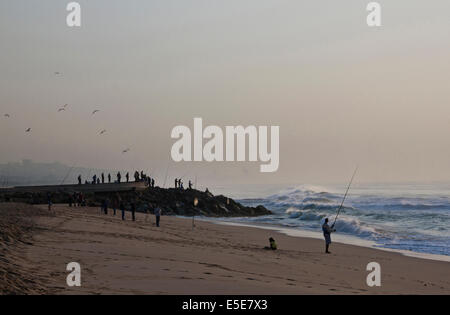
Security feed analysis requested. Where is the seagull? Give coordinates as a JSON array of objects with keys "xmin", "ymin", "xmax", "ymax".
[
  {"xmin": 4, "ymin": 114, "xmax": 10, "ymax": 118},
  {"xmin": 99, "ymin": 129, "xmax": 107, "ymax": 135},
  {"xmin": 122, "ymin": 148, "xmax": 130, "ymax": 154},
  {"xmin": 63, "ymin": 104, "xmax": 69, "ymax": 108},
  {"xmin": 57, "ymin": 108, "xmax": 66, "ymax": 112},
  {"xmin": 25, "ymin": 128, "xmax": 31, "ymax": 132},
  {"xmin": 54, "ymin": 72, "xmax": 61, "ymax": 76},
  {"xmin": 92, "ymin": 110, "xmax": 100, "ymax": 115}
]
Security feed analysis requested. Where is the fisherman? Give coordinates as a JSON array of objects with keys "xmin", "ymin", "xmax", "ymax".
[
  {"xmin": 126, "ymin": 172, "xmax": 130, "ymax": 183},
  {"xmin": 101, "ymin": 173, "xmax": 105, "ymax": 184},
  {"xmin": 134, "ymin": 171, "xmax": 139, "ymax": 182},
  {"xmin": 108, "ymin": 173, "xmax": 111, "ymax": 183},
  {"xmin": 117, "ymin": 172, "xmax": 121, "ymax": 183},
  {"xmin": 78, "ymin": 175, "xmax": 82, "ymax": 185},
  {"xmin": 175, "ymin": 178, "xmax": 178, "ymax": 188},
  {"xmin": 322, "ymin": 218, "xmax": 336, "ymax": 254},
  {"xmin": 140, "ymin": 171, "xmax": 144, "ymax": 181},
  {"xmin": 97, "ymin": 178, "xmax": 100, "ymax": 184},
  {"xmin": 154, "ymin": 206, "xmax": 162, "ymax": 227},
  {"xmin": 188, "ymin": 180, "xmax": 193, "ymax": 189},
  {"xmin": 92, "ymin": 174, "xmax": 97, "ymax": 184}
]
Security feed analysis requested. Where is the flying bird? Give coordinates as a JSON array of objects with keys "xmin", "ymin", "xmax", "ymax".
[
  {"xmin": 54, "ymin": 72, "xmax": 61, "ymax": 76},
  {"xmin": 25, "ymin": 128, "xmax": 31, "ymax": 132},
  {"xmin": 92, "ymin": 110, "xmax": 100, "ymax": 115},
  {"xmin": 122, "ymin": 148, "xmax": 130, "ymax": 154},
  {"xmin": 99, "ymin": 129, "xmax": 107, "ymax": 135},
  {"xmin": 57, "ymin": 108, "xmax": 66, "ymax": 112},
  {"xmin": 4, "ymin": 114, "xmax": 10, "ymax": 118},
  {"xmin": 63, "ymin": 104, "xmax": 69, "ymax": 108}
]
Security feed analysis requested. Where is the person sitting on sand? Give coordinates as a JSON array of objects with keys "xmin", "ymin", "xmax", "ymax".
[
  {"xmin": 322, "ymin": 218, "xmax": 336, "ymax": 254},
  {"xmin": 264, "ymin": 237, "xmax": 277, "ymax": 250}
]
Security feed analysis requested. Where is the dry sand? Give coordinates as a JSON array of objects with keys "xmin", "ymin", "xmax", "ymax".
[{"xmin": 1, "ymin": 203, "xmax": 449, "ymax": 294}]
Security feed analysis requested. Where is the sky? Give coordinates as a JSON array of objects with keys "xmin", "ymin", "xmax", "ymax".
[{"xmin": 1, "ymin": 0, "xmax": 450, "ymax": 187}]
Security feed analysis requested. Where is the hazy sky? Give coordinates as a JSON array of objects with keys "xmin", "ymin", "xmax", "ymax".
[{"xmin": 1, "ymin": 0, "xmax": 450, "ymax": 186}]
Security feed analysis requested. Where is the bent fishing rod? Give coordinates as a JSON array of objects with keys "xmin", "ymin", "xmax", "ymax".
[{"xmin": 333, "ymin": 166, "xmax": 358, "ymax": 226}]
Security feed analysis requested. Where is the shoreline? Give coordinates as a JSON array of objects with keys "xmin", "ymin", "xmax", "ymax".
[
  {"xmin": 194, "ymin": 218, "xmax": 450, "ymax": 263},
  {"xmin": 1, "ymin": 203, "xmax": 449, "ymax": 294}
]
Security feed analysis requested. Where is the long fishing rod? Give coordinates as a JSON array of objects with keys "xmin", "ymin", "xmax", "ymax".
[
  {"xmin": 163, "ymin": 163, "xmax": 170, "ymax": 188},
  {"xmin": 333, "ymin": 166, "xmax": 358, "ymax": 226}
]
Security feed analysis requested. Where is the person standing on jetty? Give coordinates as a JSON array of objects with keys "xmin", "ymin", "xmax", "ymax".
[
  {"xmin": 78, "ymin": 175, "xmax": 82, "ymax": 185},
  {"xmin": 126, "ymin": 172, "xmax": 130, "ymax": 183},
  {"xmin": 117, "ymin": 172, "xmax": 121, "ymax": 183},
  {"xmin": 322, "ymin": 218, "xmax": 336, "ymax": 254},
  {"xmin": 101, "ymin": 173, "xmax": 105, "ymax": 184},
  {"xmin": 175, "ymin": 178, "xmax": 178, "ymax": 188},
  {"xmin": 154, "ymin": 206, "xmax": 162, "ymax": 227},
  {"xmin": 108, "ymin": 173, "xmax": 111, "ymax": 183}
]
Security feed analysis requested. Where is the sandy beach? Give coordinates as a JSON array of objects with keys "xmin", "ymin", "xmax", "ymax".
[{"xmin": 1, "ymin": 202, "xmax": 449, "ymax": 295}]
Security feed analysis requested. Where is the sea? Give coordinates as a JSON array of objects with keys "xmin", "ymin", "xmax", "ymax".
[{"xmin": 207, "ymin": 183, "xmax": 450, "ymax": 260}]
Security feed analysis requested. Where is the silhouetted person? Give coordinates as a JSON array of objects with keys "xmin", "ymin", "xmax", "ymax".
[
  {"xmin": 188, "ymin": 180, "xmax": 193, "ymax": 189},
  {"xmin": 120, "ymin": 201, "xmax": 125, "ymax": 220},
  {"xmin": 102, "ymin": 198, "xmax": 109, "ymax": 215},
  {"xmin": 92, "ymin": 174, "xmax": 97, "ymax": 184},
  {"xmin": 131, "ymin": 202, "xmax": 136, "ymax": 221},
  {"xmin": 126, "ymin": 172, "xmax": 129, "ymax": 183},
  {"xmin": 322, "ymin": 218, "xmax": 336, "ymax": 254},
  {"xmin": 101, "ymin": 173, "xmax": 105, "ymax": 184},
  {"xmin": 97, "ymin": 178, "xmax": 100, "ymax": 184},
  {"xmin": 78, "ymin": 175, "xmax": 82, "ymax": 185},
  {"xmin": 152, "ymin": 178, "xmax": 155, "ymax": 188},
  {"xmin": 140, "ymin": 171, "xmax": 144, "ymax": 180},
  {"xmin": 175, "ymin": 178, "xmax": 178, "ymax": 188},
  {"xmin": 108, "ymin": 173, "xmax": 111, "ymax": 183},
  {"xmin": 154, "ymin": 206, "xmax": 161, "ymax": 227},
  {"xmin": 117, "ymin": 172, "xmax": 121, "ymax": 183},
  {"xmin": 47, "ymin": 192, "xmax": 52, "ymax": 211}
]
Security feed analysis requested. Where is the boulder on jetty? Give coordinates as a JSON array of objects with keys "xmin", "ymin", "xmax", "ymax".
[{"xmin": 0, "ymin": 186, "xmax": 272, "ymax": 217}]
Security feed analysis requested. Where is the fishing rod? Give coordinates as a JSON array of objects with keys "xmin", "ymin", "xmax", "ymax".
[
  {"xmin": 333, "ymin": 166, "xmax": 358, "ymax": 226},
  {"xmin": 163, "ymin": 163, "xmax": 170, "ymax": 188}
]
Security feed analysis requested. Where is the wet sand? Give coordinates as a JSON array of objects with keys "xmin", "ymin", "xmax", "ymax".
[{"xmin": 1, "ymin": 203, "xmax": 449, "ymax": 294}]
